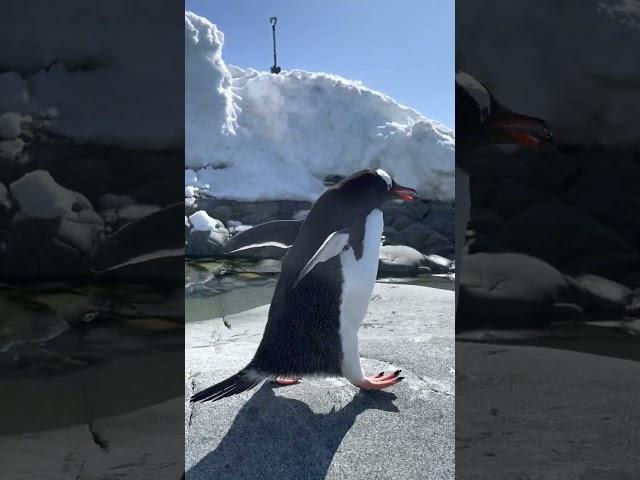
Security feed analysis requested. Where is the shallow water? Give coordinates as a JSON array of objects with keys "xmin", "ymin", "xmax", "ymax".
[
  {"xmin": 0, "ymin": 283, "xmax": 183, "ymax": 379},
  {"xmin": 184, "ymin": 259, "xmax": 455, "ymax": 323}
]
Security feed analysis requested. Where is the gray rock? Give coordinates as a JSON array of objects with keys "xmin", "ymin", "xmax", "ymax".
[
  {"xmin": 186, "ymin": 229, "xmax": 229, "ymax": 257},
  {"xmin": 424, "ymin": 205, "xmax": 455, "ymax": 242},
  {"xmin": 378, "ymin": 245, "xmax": 425, "ymax": 276},
  {"xmin": 0, "ymin": 112, "xmax": 22, "ymax": 139},
  {"xmin": 117, "ymin": 204, "xmax": 161, "ymax": 226},
  {"xmin": 0, "ymin": 138, "xmax": 24, "ymax": 158},
  {"xmin": 424, "ymin": 254, "xmax": 454, "ymax": 274},
  {"xmin": 393, "ymin": 223, "xmax": 453, "ymax": 255},
  {"xmin": 185, "ymin": 284, "xmax": 454, "ymax": 480},
  {"xmin": 392, "ymin": 214, "xmax": 415, "ymax": 231},
  {"xmin": 0, "ymin": 183, "xmax": 11, "ymax": 210},
  {"xmin": 574, "ymin": 274, "xmax": 632, "ymax": 318},
  {"xmin": 469, "ymin": 208, "xmax": 504, "ymax": 232},
  {"xmin": 3, "ymin": 216, "xmax": 104, "ymax": 278},
  {"xmin": 99, "ymin": 193, "xmax": 135, "ymax": 210},
  {"xmin": 458, "ymin": 253, "xmax": 579, "ymax": 330}
]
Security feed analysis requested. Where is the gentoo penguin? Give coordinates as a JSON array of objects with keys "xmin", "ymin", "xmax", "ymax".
[
  {"xmin": 455, "ymin": 70, "xmax": 553, "ymax": 306},
  {"xmin": 456, "ymin": 70, "xmax": 553, "ymax": 156},
  {"xmin": 191, "ymin": 169, "xmax": 418, "ymax": 403}
]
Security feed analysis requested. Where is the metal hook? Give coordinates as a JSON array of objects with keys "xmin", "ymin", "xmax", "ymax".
[{"xmin": 270, "ymin": 17, "xmax": 277, "ymax": 27}]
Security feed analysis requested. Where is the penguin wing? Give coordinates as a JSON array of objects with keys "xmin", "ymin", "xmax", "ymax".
[
  {"xmin": 293, "ymin": 229, "xmax": 350, "ymax": 289},
  {"xmin": 224, "ymin": 220, "xmax": 303, "ymax": 254},
  {"xmin": 90, "ymin": 202, "xmax": 184, "ymax": 272}
]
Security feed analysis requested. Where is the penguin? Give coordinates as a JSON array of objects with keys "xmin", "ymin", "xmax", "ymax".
[
  {"xmin": 191, "ymin": 169, "xmax": 418, "ymax": 403},
  {"xmin": 456, "ymin": 70, "xmax": 553, "ymax": 158},
  {"xmin": 455, "ymin": 70, "xmax": 554, "ymax": 307}
]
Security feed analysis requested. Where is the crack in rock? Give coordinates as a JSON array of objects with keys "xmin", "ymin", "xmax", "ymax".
[
  {"xmin": 187, "ymin": 376, "xmax": 197, "ymax": 431},
  {"xmin": 87, "ymin": 423, "xmax": 109, "ymax": 451}
]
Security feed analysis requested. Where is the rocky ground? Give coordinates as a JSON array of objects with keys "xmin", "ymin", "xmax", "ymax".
[
  {"xmin": 0, "ymin": 115, "xmax": 182, "ymax": 282},
  {"xmin": 456, "ymin": 340, "xmax": 640, "ymax": 480},
  {"xmin": 184, "ymin": 186, "xmax": 455, "ymax": 282},
  {"xmin": 185, "ymin": 283, "xmax": 455, "ymax": 480},
  {"xmin": 459, "ymin": 147, "xmax": 640, "ymax": 330}
]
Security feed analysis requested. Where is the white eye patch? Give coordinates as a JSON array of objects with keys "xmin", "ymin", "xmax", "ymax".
[{"xmin": 375, "ymin": 168, "xmax": 392, "ymax": 190}]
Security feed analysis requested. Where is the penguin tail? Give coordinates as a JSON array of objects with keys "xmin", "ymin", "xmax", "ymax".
[{"xmin": 190, "ymin": 369, "xmax": 264, "ymax": 403}]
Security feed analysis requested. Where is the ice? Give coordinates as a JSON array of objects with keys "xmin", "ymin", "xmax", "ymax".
[{"xmin": 185, "ymin": 12, "xmax": 454, "ymax": 202}]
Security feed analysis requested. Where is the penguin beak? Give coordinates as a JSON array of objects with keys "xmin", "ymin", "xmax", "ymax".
[
  {"xmin": 390, "ymin": 183, "xmax": 418, "ymax": 202},
  {"xmin": 488, "ymin": 113, "xmax": 554, "ymax": 148}
]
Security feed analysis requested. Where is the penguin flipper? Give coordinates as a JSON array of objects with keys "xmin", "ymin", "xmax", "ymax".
[
  {"xmin": 190, "ymin": 370, "xmax": 263, "ymax": 403},
  {"xmin": 90, "ymin": 202, "xmax": 184, "ymax": 272},
  {"xmin": 224, "ymin": 220, "xmax": 304, "ymax": 254},
  {"xmin": 293, "ymin": 228, "xmax": 350, "ymax": 289}
]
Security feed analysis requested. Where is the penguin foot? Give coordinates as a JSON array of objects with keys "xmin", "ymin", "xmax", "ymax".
[
  {"xmin": 356, "ymin": 370, "xmax": 403, "ymax": 390},
  {"xmin": 274, "ymin": 376, "xmax": 301, "ymax": 385}
]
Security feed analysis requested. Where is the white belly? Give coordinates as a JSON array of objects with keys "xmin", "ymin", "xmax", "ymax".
[{"xmin": 338, "ymin": 209, "xmax": 383, "ymax": 380}]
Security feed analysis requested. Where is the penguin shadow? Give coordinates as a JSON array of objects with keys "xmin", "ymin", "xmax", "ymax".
[{"xmin": 186, "ymin": 383, "xmax": 399, "ymax": 480}]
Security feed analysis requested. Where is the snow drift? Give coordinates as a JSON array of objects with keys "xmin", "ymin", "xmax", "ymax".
[
  {"xmin": 0, "ymin": 1, "xmax": 182, "ymax": 148},
  {"xmin": 185, "ymin": 12, "xmax": 454, "ymax": 202},
  {"xmin": 458, "ymin": 0, "xmax": 640, "ymax": 147}
]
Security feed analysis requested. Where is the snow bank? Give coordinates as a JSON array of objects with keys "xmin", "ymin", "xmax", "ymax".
[
  {"xmin": 0, "ymin": 1, "xmax": 182, "ymax": 148},
  {"xmin": 185, "ymin": 12, "xmax": 454, "ymax": 202},
  {"xmin": 458, "ymin": 0, "xmax": 640, "ymax": 147}
]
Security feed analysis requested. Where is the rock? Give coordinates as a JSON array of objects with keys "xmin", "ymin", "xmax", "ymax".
[
  {"xmin": 188, "ymin": 210, "xmax": 225, "ymax": 232},
  {"xmin": 393, "ymin": 223, "xmax": 453, "ymax": 256},
  {"xmin": 423, "ymin": 205, "xmax": 455, "ymax": 241},
  {"xmin": 0, "ymin": 183, "xmax": 12, "ymax": 211},
  {"xmin": 458, "ymin": 253, "xmax": 578, "ymax": 330},
  {"xmin": 99, "ymin": 193, "xmax": 135, "ymax": 210},
  {"xmin": 423, "ymin": 254, "xmax": 454, "ymax": 274},
  {"xmin": 491, "ymin": 201, "xmax": 639, "ymax": 278},
  {"xmin": 185, "ymin": 284, "xmax": 454, "ymax": 480},
  {"xmin": 0, "ymin": 138, "xmax": 24, "ymax": 158},
  {"xmin": 185, "ymin": 186, "xmax": 196, "ymax": 198},
  {"xmin": 378, "ymin": 245, "xmax": 425, "ymax": 276},
  {"xmin": 233, "ymin": 202, "xmax": 280, "ymax": 225},
  {"xmin": 392, "ymin": 214, "xmax": 415, "ymax": 231},
  {"xmin": 117, "ymin": 204, "xmax": 161, "ymax": 226},
  {"xmin": 0, "ymin": 112, "xmax": 22, "ymax": 139},
  {"xmin": 42, "ymin": 156, "xmax": 113, "ymax": 205},
  {"xmin": 185, "ymin": 228, "xmax": 229, "ymax": 257},
  {"xmin": 468, "ymin": 208, "xmax": 504, "ymax": 233},
  {"xmin": 292, "ymin": 209, "xmax": 309, "ymax": 221},
  {"xmin": 383, "ymin": 225, "xmax": 398, "ymax": 237},
  {"xmin": 3, "ymin": 216, "xmax": 104, "ymax": 278},
  {"xmin": 0, "ymin": 72, "xmax": 29, "ymax": 112},
  {"xmin": 573, "ymin": 274, "xmax": 632, "ymax": 318},
  {"xmin": 10, "ymin": 170, "xmax": 93, "ymax": 219},
  {"xmin": 489, "ymin": 180, "xmax": 545, "ymax": 219}
]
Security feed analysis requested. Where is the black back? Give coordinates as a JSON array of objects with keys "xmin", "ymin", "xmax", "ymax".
[{"xmin": 248, "ymin": 170, "xmax": 389, "ymax": 376}]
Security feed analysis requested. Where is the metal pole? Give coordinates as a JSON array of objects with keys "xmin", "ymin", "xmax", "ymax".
[{"xmin": 270, "ymin": 17, "xmax": 280, "ymax": 74}]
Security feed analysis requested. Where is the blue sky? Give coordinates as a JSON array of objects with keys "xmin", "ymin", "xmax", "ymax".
[{"xmin": 185, "ymin": 0, "xmax": 454, "ymax": 128}]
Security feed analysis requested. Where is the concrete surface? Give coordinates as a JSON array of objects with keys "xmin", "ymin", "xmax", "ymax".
[{"xmin": 185, "ymin": 283, "xmax": 455, "ymax": 480}]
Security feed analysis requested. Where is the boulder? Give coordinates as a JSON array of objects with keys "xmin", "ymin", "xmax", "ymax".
[{"xmin": 378, "ymin": 245, "xmax": 425, "ymax": 276}]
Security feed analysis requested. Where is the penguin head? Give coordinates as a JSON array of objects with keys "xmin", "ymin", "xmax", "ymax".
[{"xmin": 333, "ymin": 169, "xmax": 418, "ymax": 207}]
